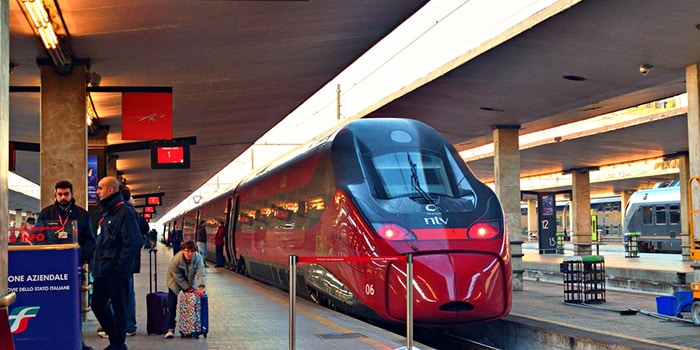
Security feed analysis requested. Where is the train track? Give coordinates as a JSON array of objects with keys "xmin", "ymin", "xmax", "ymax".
[{"xmin": 411, "ymin": 328, "xmax": 501, "ymax": 350}]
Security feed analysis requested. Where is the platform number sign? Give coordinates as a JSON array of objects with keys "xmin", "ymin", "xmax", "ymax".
[{"xmin": 538, "ymin": 193, "xmax": 557, "ymax": 254}]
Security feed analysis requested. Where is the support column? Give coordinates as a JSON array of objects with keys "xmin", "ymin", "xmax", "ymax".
[
  {"xmin": 678, "ymin": 153, "xmax": 690, "ymax": 261},
  {"xmin": 686, "ymin": 64, "xmax": 700, "ymax": 278},
  {"xmin": 1, "ymin": 0, "xmax": 9, "ymax": 293},
  {"xmin": 493, "ymin": 125, "xmax": 523, "ymax": 291},
  {"xmin": 620, "ymin": 190, "xmax": 632, "ymax": 230},
  {"xmin": 40, "ymin": 64, "xmax": 88, "ymax": 208},
  {"xmin": 571, "ymin": 169, "xmax": 592, "ymax": 256},
  {"xmin": 527, "ymin": 199, "xmax": 537, "ymax": 241}
]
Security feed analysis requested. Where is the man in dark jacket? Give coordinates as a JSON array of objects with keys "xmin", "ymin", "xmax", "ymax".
[
  {"xmin": 37, "ymin": 180, "xmax": 96, "ymax": 263},
  {"xmin": 120, "ymin": 185, "xmax": 149, "ymax": 336},
  {"xmin": 37, "ymin": 180, "xmax": 96, "ymax": 350},
  {"xmin": 91, "ymin": 176, "xmax": 142, "ymax": 350}
]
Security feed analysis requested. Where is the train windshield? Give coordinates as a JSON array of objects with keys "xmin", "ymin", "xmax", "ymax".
[{"xmin": 370, "ymin": 150, "xmax": 470, "ymax": 200}]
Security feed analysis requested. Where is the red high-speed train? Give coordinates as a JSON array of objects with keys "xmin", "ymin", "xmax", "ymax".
[{"xmin": 173, "ymin": 118, "xmax": 512, "ymax": 326}]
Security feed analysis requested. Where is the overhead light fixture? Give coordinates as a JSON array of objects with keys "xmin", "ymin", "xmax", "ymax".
[{"xmin": 17, "ymin": 0, "xmax": 72, "ymax": 69}]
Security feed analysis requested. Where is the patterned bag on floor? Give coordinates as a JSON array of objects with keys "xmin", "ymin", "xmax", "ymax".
[{"xmin": 178, "ymin": 292, "xmax": 202, "ymax": 338}]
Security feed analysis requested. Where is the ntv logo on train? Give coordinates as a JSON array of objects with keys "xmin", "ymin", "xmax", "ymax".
[{"xmin": 423, "ymin": 204, "xmax": 448, "ymax": 225}]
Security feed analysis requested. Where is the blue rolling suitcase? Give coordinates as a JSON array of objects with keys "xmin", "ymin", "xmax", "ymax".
[
  {"xmin": 146, "ymin": 249, "xmax": 170, "ymax": 334},
  {"xmin": 178, "ymin": 292, "xmax": 209, "ymax": 338}
]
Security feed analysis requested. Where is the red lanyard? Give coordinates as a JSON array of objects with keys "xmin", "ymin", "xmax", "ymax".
[
  {"xmin": 57, "ymin": 211, "xmax": 70, "ymax": 230},
  {"xmin": 98, "ymin": 201, "xmax": 124, "ymax": 226}
]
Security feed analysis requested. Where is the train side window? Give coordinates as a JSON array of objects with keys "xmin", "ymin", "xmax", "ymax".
[
  {"xmin": 654, "ymin": 205, "xmax": 666, "ymax": 225},
  {"xmin": 669, "ymin": 204, "xmax": 681, "ymax": 225},
  {"xmin": 641, "ymin": 206, "xmax": 653, "ymax": 225},
  {"xmin": 612, "ymin": 202, "xmax": 620, "ymax": 212}
]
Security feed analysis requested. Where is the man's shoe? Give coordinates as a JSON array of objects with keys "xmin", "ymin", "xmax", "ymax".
[
  {"xmin": 126, "ymin": 331, "xmax": 136, "ymax": 336},
  {"xmin": 97, "ymin": 330, "xmax": 108, "ymax": 338},
  {"xmin": 214, "ymin": 265, "xmax": 223, "ymax": 268},
  {"xmin": 164, "ymin": 329, "xmax": 174, "ymax": 339}
]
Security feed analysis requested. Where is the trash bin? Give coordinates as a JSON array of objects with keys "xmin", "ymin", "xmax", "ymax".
[
  {"xmin": 624, "ymin": 232, "xmax": 640, "ymax": 258},
  {"xmin": 556, "ymin": 232, "xmax": 565, "ymax": 254},
  {"xmin": 560, "ymin": 256, "xmax": 583, "ymax": 303},
  {"xmin": 656, "ymin": 295, "xmax": 677, "ymax": 316},
  {"xmin": 582, "ymin": 255, "xmax": 605, "ymax": 303}
]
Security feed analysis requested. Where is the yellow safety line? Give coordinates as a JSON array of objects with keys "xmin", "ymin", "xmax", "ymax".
[{"xmin": 510, "ymin": 311, "xmax": 696, "ymax": 350}]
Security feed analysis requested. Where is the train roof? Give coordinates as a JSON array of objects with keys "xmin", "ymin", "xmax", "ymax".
[{"xmin": 628, "ymin": 181, "xmax": 680, "ymax": 205}]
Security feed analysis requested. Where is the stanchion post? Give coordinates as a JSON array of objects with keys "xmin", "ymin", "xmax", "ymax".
[
  {"xmin": 289, "ymin": 254, "xmax": 298, "ymax": 350},
  {"xmin": 406, "ymin": 253, "xmax": 413, "ymax": 350}
]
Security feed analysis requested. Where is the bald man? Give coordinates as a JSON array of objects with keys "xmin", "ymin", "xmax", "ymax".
[{"xmin": 90, "ymin": 176, "xmax": 142, "ymax": 350}]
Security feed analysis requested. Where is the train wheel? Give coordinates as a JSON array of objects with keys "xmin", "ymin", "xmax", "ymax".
[{"xmin": 691, "ymin": 301, "xmax": 700, "ymax": 325}]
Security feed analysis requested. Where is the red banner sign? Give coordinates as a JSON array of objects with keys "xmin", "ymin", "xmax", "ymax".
[{"xmin": 122, "ymin": 92, "xmax": 172, "ymax": 140}]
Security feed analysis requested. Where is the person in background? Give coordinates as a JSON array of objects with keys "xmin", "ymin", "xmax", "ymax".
[
  {"xmin": 164, "ymin": 240, "xmax": 206, "ymax": 339},
  {"xmin": 19, "ymin": 217, "xmax": 35, "ymax": 245},
  {"xmin": 91, "ymin": 176, "xmax": 142, "ymax": 350},
  {"xmin": 196, "ymin": 220, "xmax": 208, "ymax": 267},
  {"xmin": 36, "ymin": 180, "xmax": 96, "ymax": 350},
  {"xmin": 171, "ymin": 223, "xmax": 183, "ymax": 256},
  {"xmin": 214, "ymin": 219, "xmax": 226, "ymax": 267}
]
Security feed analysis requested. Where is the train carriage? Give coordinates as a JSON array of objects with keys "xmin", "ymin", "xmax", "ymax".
[{"xmin": 187, "ymin": 118, "xmax": 512, "ymax": 326}]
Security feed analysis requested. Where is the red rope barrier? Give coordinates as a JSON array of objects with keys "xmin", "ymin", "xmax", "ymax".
[{"xmin": 296, "ymin": 255, "xmax": 406, "ymax": 263}]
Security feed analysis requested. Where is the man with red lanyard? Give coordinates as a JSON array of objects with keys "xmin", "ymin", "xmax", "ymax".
[
  {"xmin": 90, "ymin": 176, "xmax": 142, "ymax": 350},
  {"xmin": 36, "ymin": 180, "xmax": 96, "ymax": 350}
]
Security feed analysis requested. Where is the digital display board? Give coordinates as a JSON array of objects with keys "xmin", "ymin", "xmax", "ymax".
[
  {"xmin": 144, "ymin": 206, "xmax": 156, "ymax": 213},
  {"xmin": 147, "ymin": 196, "xmax": 161, "ymax": 206},
  {"xmin": 151, "ymin": 141, "xmax": 190, "ymax": 169}
]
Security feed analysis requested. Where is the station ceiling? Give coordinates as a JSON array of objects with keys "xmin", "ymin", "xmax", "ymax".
[{"xmin": 8, "ymin": 0, "xmax": 700, "ymax": 219}]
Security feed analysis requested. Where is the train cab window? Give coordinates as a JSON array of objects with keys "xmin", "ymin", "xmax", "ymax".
[
  {"xmin": 654, "ymin": 205, "xmax": 666, "ymax": 225},
  {"xmin": 641, "ymin": 206, "xmax": 653, "ymax": 225},
  {"xmin": 371, "ymin": 151, "xmax": 454, "ymax": 198},
  {"xmin": 669, "ymin": 204, "xmax": 680, "ymax": 224}
]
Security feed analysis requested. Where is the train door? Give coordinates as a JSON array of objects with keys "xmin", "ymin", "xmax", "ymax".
[{"xmin": 226, "ymin": 195, "xmax": 239, "ymax": 268}]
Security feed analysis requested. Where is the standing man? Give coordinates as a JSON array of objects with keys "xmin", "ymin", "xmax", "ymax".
[
  {"xmin": 36, "ymin": 180, "xmax": 96, "ymax": 350},
  {"xmin": 196, "ymin": 220, "xmax": 208, "ymax": 266},
  {"xmin": 171, "ymin": 222, "xmax": 183, "ymax": 256},
  {"xmin": 214, "ymin": 219, "xmax": 226, "ymax": 267},
  {"xmin": 91, "ymin": 176, "xmax": 142, "ymax": 350},
  {"xmin": 120, "ymin": 185, "xmax": 149, "ymax": 337},
  {"xmin": 37, "ymin": 180, "xmax": 96, "ymax": 263}
]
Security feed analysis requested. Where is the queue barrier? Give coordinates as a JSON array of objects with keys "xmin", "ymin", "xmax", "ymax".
[
  {"xmin": 7, "ymin": 221, "xmax": 82, "ymax": 350},
  {"xmin": 289, "ymin": 255, "xmax": 412, "ymax": 350}
]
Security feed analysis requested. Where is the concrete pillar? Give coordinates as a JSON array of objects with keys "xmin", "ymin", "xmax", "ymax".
[
  {"xmin": 527, "ymin": 199, "xmax": 537, "ymax": 240},
  {"xmin": 1, "ymin": 0, "xmax": 9, "ymax": 297},
  {"xmin": 572, "ymin": 169, "xmax": 592, "ymax": 256},
  {"xmin": 686, "ymin": 64, "xmax": 700, "ymax": 278},
  {"xmin": 40, "ymin": 64, "xmax": 88, "ymax": 209},
  {"xmin": 493, "ymin": 125, "xmax": 523, "ymax": 291},
  {"xmin": 678, "ymin": 153, "xmax": 690, "ymax": 261},
  {"xmin": 620, "ymin": 190, "xmax": 632, "ymax": 230}
]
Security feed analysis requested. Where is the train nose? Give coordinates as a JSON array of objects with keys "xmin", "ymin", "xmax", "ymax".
[{"xmin": 386, "ymin": 253, "xmax": 510, "ymax": 324}]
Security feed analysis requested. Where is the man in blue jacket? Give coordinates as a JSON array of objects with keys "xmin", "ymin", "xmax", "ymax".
[{"xmin": 90, "ymin": 176, "xmax": 142, "ymax": 350}]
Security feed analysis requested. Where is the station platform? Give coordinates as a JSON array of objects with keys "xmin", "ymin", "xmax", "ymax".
[
  {"xmin": 78, "ymin": 241, "xmax": 700, "ymax": 350},
  {"xmin": 80, "ymin": 243, "xmax": 430, "ymax": 350},
  {"xmin": 473, "ymin": 244, "xmax": 700, "ymax": 349}
]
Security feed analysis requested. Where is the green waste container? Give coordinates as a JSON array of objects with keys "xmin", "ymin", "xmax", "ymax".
[
  {"xmin": 556, "ymin": 232, "xmax": 565, "ymax": 254},
  {"xmin": 624, "ymin": 232, "xmax": 640, "ymax": 258}
]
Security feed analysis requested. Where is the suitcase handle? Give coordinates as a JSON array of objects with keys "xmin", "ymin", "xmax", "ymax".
[{"xmin": 149, "ymin": 248, "xmax": 158, "ymax": 293}]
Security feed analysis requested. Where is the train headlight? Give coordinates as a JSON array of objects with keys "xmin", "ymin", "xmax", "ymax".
[
  {"xmin": 467, "ymin": 221, "xmax": 501, "ymax": 239},
  {"xmin": 372, "ymin": 223, "xmax": 417, "ymax": 241}
]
